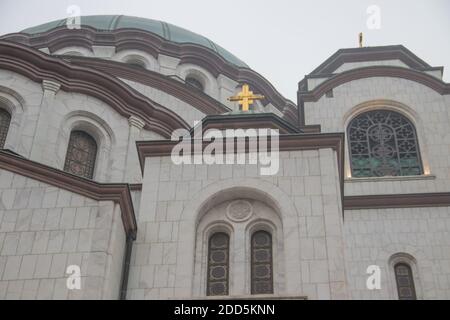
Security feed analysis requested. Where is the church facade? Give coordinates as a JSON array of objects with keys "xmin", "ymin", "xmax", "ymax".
[{"xmin": 0, "ymin": 15, "xmax": 450, "ymax": 300}]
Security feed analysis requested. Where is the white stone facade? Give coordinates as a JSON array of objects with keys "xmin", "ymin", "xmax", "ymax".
[
  {"xmin": 0, "ymin": 170, "xmax": 126, "ymax": 299},
  {"xmin": 1, "ymin": 24, "xmax": 450, "ymax": 300}
]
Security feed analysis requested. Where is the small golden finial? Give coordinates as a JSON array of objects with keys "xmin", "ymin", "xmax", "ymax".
[
  {"xmin": 359, "ymin": 32, "xmax": 363, "ymax": 48},
  {"xmin": 228, "ymin": 84, "xmax": 265, "ymax": 112}
]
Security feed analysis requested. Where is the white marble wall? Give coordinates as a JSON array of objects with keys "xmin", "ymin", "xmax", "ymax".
[
  {"xmin": 0, "ymin": 169, "xmax": 126, "ymax": 299},
  {"xmin": 344, "ymin": 206, "xmax": 450, "ymax": 299},
  {"xmin": 130, "ymin": 148, "xmax": 347, "ymax": 300}
]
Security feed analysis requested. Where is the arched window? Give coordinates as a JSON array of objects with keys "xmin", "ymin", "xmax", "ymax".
[
  {"xmin": 186, "ymin": 77, "xmax": 204, "ymax": 91},
  {"xmin": 348, "ymin": 110, "xmax": 423, "ymax": 177},
  {"xmin": 126, "ymin": 59, "xmax": 146, "ymax": 69},
  {"xmin": 0, "ymin": 108, "xmax": 11, "ymax": 148},
  {"xmin": 394, "ymin": 263, "xmax": 417, "ymax": 300},
  {"xmin": 63, "ymin": 130, "xmax": 97, "ymax": 179},
  {"xmin": 206, "ymin": 232, "xmax": 229, "ymax": 296},
  {"xmin": 251, "ymin": 230, "xmax": 273, "ymax": 294}
]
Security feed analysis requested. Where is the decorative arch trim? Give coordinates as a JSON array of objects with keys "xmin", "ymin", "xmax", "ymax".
[
  {"xmin": 65, "ymin": 56, "xmax": 230, "ymax": 115},
  {"xmin": 1, "ymin": 27, "xmax": 297, "ymax": 121},
  {"xmin": 0, "ymin": 41, "xmax": 189, "ymax": 138},
  {"xmin": 298, "ymin": 66, "xmax": 450, "ymax": 126}
]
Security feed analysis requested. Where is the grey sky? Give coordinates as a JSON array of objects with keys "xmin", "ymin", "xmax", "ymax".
[{"xmin": 1, "ymin": 0, "xmax": 449, "ymax": 101}]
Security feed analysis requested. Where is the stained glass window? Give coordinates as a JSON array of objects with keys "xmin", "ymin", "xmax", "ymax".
[
  {"xmin": 63, "ymin": 130, "xmax": 97, "ymax": 179},
  {"xmin": 395, "ymin": 263, "xmax": 417, "ymax": 300},
  {"xmin": 0, "ymin": 109, "xmax": 11, "ymax": 148},
  {"xmin": 251, "ymin": 231, "xmax": 273, "ymax": 294},
  {"xmin": 348, "ymin": 110, "xmax": 422, "ymax": 177},
  {"xmin": 206, "ymin": 232, "xmax": 229, "ymax": 296}
]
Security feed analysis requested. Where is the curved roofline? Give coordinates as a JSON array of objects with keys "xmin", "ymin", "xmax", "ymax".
[
  {"xmin": 65, "ymin": 55, "xmax": 232, "ymax": 115},
  {"xmin": 309, "ymin": 45, "xmax": 438, "ymax": 75},
  {"xmin": 0, "ymin": 40, "xmax": 190, "ymax": 137},
  {"xmin": 297, "ymin": 65, "xmax": 450, "ymax": 126},
  {"xmin": 19, "ymin": 15, "xmax": 248, "ymax": 68},
  {"xmin": 1, "ymin": 25, "xmax": 297, "ymax": 124}
]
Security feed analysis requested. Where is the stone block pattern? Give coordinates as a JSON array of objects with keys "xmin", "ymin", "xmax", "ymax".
[
  {"xmin": 344, "ymin": 207, "xmax": 450, "ymax": 299},
  {"xmin": 130, "ymin": 148, "xmax": 347, "ymax": 299},
  {"xmin": 0, "ymin": 169, "xmax": 126, "ymax": 299}
]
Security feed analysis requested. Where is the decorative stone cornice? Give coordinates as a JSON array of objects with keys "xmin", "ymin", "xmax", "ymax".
[
  {"xmin": 0, "ymin": 26, "xmax": 297, "ymax": 121},
  {"xmin": 66, "ymin": 56, "xmax": 232, "ymax": 116},
  {"xmin": 309, "ymin": 45, "xmax": 437, "ymax": 75},
  {"xmin": 0, "ymin": 41, "xmax": 189, "ymax": 138},
  {"xmin": 0, "ymin": 150, "xmax": 137, "ymax": 239},
  {"xmin": 297, "ymin": 66, "xmax": 450, "ymax": 127},
  {"xmin": 128, "ymin": 115, "xmax": 145, "ymax": 130},
  {"xmin": 136, "ymin": 131, "xmax": 346, "ymax": 215},
  {"xmin": 42, "ymin": 79, "xmax": 61, "ymax": 93}
]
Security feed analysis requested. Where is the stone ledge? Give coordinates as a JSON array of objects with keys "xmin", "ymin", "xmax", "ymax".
[{"xmin": 345, "ymin": 174, "xmax": 436, "ymax": 183}]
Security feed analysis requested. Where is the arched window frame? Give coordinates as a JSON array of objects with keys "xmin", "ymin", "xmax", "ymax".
[
  {"xmin": 112, "ymin": 50, "xmax": 159, "ymax": 72},
  {"xmin": 206, "ymin": 231, "xmax": 231, "ymax": 296},
  {"xmin": 250, "ymin": 229, "xmax": 274, "ymax": 295},
  {"xmin": 0, "ymin": 108, "xmax": 11, "ymax": 149},
  {"xmin": 176, "ymin": 64, "xmax": 219, "ymax": 99},
  {"xmin": 63, "ymin": 130, "xmax": 98, "ymax": 179},
  {"xmin": 246, "ymin": 219, "xmax": 280, "ymax": 296},
  {"xmin": 394, "ymin": 262, "xmax": 417, "ymax": 300},
  {"xmin": 346, "ymin": 107, "xmax": 424, "ymax": 178},
  {"xmin": 191, "ymin": 186, "xmax": 288, "ymax": 298},
  {"xmin": 0, "ymin": 88, "xmax": 26, "ymax": 152},
  {"xmin": 388, "ymin": 253, "xmax": 422, "ymax": 300},
  {"xmin": 53, "ymin": 46, "xmax": 94, "ymax": 57},
  {"xmin": 57, "ymin": 112, "xmax": 115, "ymax": 182}
]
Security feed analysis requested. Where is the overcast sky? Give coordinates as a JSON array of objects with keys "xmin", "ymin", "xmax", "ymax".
[{"xmin": 0, "ymin": 0, "xmax": 449, "ymax": 101}]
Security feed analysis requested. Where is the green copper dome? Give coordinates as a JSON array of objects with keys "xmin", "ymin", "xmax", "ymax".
[{"xmin": 21, "ymin": 15, "xmax": 248, "ymax": 68}]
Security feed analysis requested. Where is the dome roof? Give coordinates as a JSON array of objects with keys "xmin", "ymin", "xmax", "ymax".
[{"xmin": 21, "ymin": 15, "xmax": 248, "ymax": 68}]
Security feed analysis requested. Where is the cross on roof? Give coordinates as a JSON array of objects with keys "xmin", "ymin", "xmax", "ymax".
[{"xmin": 228, "ymin": 84, "xmax": 265, "ymax": 112}]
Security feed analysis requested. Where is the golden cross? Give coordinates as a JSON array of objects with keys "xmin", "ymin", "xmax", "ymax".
[{"xmin": 228, "ymin": 84, "xmax": 265, "ymax": 112}]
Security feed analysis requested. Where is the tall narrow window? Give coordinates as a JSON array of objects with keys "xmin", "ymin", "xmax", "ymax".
[
  {"xmin": 207, "ymin": 232, "xmax": 229, "ymax": 296},
  {"xmin": 0, "ymin": 109, "xmax": 11, "ymax": 148},
  {"xmin": 394, "ymin": 263, "xmax": 417, "ymax": 300},
  {"xmin": 348, "ymin": 110, "xmax": 422, "ymax": 177},
  {"xmin": 251, "ymin": 230, "xmax": 273, "ymax": 294},
  {"xmin": 63, "ymin": 130, "xmax": 97, "ymax": 179}
]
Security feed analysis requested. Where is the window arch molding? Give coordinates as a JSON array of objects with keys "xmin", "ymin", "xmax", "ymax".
[
  {"xmin": 53, "ymin": 46, "xmax": 94, "ymax": 57},
  {"xmin": 182, "ymin": 179, "xmax": 299, "ymax": 298},
  {"xmin": 0, "ymin": 86, "xmax": 26, "ymax": 151},
  {"xmin": 343, "ymin": 100, "xmax": 430, "ymax": 178},
  {"xmin": 113, "ymin": 50, "xmax": 158, "ymax": 71},
  {"xmin": 57, "ymin": 111, "xmax": 115, "ymax": 182},
  {"xmin": 388, "ymin": 252, "xmax": 422, "ymax": 300},
  {"xmin": 177, "ymin": 64, "xmax": 219, "ymax": 98},
  {"xmin": 193, "ymin": 194, "xmax": 284, "ymax": 297}
]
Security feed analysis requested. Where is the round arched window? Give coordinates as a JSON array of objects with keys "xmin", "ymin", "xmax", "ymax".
[{"xmin": 347, "ymin": 110, "xmax": 423, "ymax": 177}]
